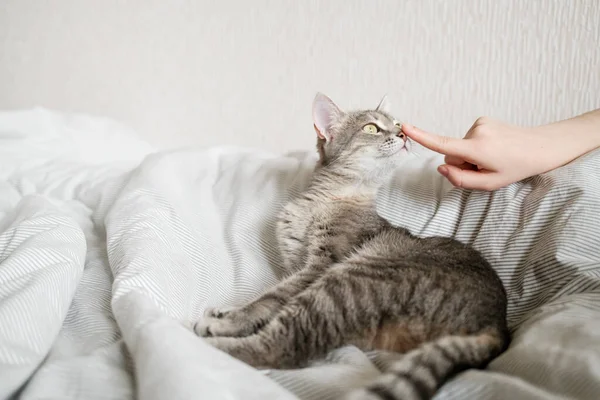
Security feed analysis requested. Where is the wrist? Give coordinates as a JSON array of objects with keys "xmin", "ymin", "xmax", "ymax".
[{"xmin": 533, "ymin": 109, "xmax": 600, "ymax": 166}]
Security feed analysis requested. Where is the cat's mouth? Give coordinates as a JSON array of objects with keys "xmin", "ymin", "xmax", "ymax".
[{"xmin": 394, "ymin": 138, "xmax": 412, "ymax": 155}]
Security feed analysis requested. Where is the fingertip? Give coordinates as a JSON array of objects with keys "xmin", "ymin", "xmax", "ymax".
[
  {"xmin": 437, "ymin": 165, "xmax": 449, "ymax": 177},
  {"xmin": 443, "ymin": 154, "xmax": 460, "ymax": 165},
  {"xmin": 440, "ymin": 164, "xmax": 464, "ymax": 187},
  {"xmin": 402, "ymin": 123, "xmax": 425, "ymax": 136},
  {"xmin": 400, "ymin": 123, "xmax": 414, "ymax": 134},
  {"xmin": 439, "ymin": 164, "xmax": 469, "ymax": 188}
]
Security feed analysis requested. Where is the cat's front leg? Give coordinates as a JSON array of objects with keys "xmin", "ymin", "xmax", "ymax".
[
  {"xmin": 194, "ymin": 303, "xmax": 266, "ymax": 338},
  {"xmin": 195, "ymin": 266, "xmax": 324, "ymax": 338},
  {"xmin": 203, "ymin": 305, "xmax": 237, "ymax": 320},
  {"xmin": 202, "ymin": 335, "xmax": 274, "ymax": 369},
  {"xmin": 192, "ymin": 305, "xmax": 241, "ymax": 337},
  {"xmin": 202, "ymin": 277, "xmax": 352, "ymax": 370},
  {"xmin": 196, "ymin": 232, "xmax": 338, "ymax": 338},
  {"xmin": 201, "ymin": 310, "xmax": 299, "ymax": 369}
]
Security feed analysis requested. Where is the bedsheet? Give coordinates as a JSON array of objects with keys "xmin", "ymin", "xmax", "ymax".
[{"xmin": 0, "ymin": 108, "xmax": 599, "ymax": 400}]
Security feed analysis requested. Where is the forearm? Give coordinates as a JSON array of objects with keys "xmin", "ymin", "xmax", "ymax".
[{"xmin": 535, "ymin": 108, "xmax": 600, "ymax": 166}]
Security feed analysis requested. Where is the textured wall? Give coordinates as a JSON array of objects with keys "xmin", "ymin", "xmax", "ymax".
[{"xmin": 1, "ymin": 1, "xmax": 599, "ymax": 153}]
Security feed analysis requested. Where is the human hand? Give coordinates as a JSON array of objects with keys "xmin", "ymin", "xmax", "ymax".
[{"xmin": 402, "ymin": 117, "xmax": 568, "ymax": 191}]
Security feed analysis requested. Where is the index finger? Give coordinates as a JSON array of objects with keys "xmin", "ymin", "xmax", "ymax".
[{"xmin": 402, "ymin": 124, "xmax": 470, "ymax": 157}]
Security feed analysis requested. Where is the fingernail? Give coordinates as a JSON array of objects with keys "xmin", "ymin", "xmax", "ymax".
[{"xmin": 438, "ymin": 165, "xmax": 449, "ymax": 177}]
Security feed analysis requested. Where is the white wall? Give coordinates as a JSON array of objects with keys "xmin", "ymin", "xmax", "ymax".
[{"xmin": 1, "ymin": 1, "xmax": 599, "ymax": 154}]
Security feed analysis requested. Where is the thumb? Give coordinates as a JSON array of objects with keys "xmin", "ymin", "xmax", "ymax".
[{"xmin": 438, "ymin": 165, "xmax": 501, "ymax": 191}]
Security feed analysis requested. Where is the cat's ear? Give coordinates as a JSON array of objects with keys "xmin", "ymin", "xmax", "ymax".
[
  {"xmin": 375, "ymin": 94, "xmax": 391, "ymax": 113},
  {"xmin": 312, "ymin": 93, "xmax": 342, "ymax": 142}
]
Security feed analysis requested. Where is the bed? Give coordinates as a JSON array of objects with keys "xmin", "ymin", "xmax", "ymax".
[{"xmin": 1, "ymin": 108, "xmax": 599, "ymax": 400}]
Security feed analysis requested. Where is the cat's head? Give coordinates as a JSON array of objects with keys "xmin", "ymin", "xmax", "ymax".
[{"xmin": 312, "ymin": 93, "xmax": 411, "ymax": 179}]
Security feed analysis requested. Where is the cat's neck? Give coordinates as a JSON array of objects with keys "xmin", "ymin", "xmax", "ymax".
[{"xmin": 306, "ymin": 166, "xmax": 383, "ymax": 202}]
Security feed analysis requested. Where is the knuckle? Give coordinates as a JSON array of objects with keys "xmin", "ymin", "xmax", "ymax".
[
  {"xmin": 470, "ymin": 140, "xmax": 486, "ymax": 155},
  {"xmin": 481, "ymin": 180, "xmax": 498, "ymax": 191},
  {"xmin": 480, "ymin": 182, "xmax": 493, "ymax": 191},
  {"xmin": 474, "ymin": 116, "xmax": 491, "ymax": 126},
  {"xmin": 472, "ymin": 117, "xmax": 496, "ymax": 137},
  {"xmin": 447, "ymin": 172, "xmax": 463, "ymax": 188},
  {"xmin": 438, "ymin": 136, "xmax": 450, "ymax": 149},
  {"xmin": 472, "ymin": 125, "xmax": 489, "ymax": 138}
]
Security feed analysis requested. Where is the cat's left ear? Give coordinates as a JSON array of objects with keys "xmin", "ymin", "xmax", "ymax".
[
  {"xmin": 375, "ymin": 95, "xmax": 391, "ymax": 113},
  {"xmin": 312, "ymin": 93, "xmax": 343, "ymax": 142}
]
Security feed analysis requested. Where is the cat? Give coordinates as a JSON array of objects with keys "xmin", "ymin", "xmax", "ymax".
[{"xmin": 194, "ymin": 93, "xmax": 509, "ymax": 400}]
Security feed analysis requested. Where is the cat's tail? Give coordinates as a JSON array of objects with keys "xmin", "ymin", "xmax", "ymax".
[{"xmin": 348, "ymin": 328, "xmax": 509, "ymax": 400}]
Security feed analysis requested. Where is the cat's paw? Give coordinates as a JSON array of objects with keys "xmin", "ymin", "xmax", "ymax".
[
  {"xmin": 204, "ymin": 306, "xmax": 235, "ymax": 319},
  {"xmin": 194, "ymin": 317, "xmax": 220, "ymax": 337},
  {"xmin": 194, "ymin": 316, "xmax": 242, "ymax": 337}
]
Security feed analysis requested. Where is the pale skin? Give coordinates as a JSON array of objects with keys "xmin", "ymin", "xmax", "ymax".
[{"xmin": 402, "ymin": 108, "xmax": 600, "ymax": 191}]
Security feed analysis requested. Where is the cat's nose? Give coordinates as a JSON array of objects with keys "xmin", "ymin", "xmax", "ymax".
[{"xmin": 397, "ymin": 131, "xmax": 407, "ymax": 142}]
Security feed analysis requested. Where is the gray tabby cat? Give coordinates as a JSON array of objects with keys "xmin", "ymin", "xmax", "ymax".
[{"xmin": 195, "ymin": 93, "xmax": 509, "ymax": 400}]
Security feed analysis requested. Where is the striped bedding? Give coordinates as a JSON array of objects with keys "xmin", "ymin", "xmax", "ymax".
[{"xmin": 1, "ymin": 108, "xmax": 599, "ymax": 400}]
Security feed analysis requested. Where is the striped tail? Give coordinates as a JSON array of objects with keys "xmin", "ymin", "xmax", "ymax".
[{"xmin": 348, "ymin": 329, "xmax": 509, "ymax": 400}]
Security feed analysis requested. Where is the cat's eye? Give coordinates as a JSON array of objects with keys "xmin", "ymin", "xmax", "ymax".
[
  {"xmin": 395, "ymin": 122, "xmax": 402, "ymax": 128},
  {"xmin": 362, "ymin": 124, "xmax": 381, "ymax": 135}
]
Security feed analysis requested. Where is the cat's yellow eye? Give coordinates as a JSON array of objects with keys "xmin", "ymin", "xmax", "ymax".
[
  {"xmin": 395, "ymin": 122, "xmax": 402, "ymax": 128},
  {"xmin": 362, "ymin": 124, "xmax": 380, "ymax": 135}
]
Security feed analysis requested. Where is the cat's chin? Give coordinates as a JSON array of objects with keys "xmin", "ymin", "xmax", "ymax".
[
  {"xmin": 399, "ymin": 140, "xmax": 415, "ymax": 155},
  {"xmin": 391, "ymin": 140, "xmax": 412, "ymax": 156},
  {"xmin": 386, "ymin": 146, "xmax": 409, "ymax": 158}
]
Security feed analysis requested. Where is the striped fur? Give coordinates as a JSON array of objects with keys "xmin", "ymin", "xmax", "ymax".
[
  {"xmin": 351, "ymin": 331, "xmax": 506, "ymax": 400},
  {"xmin": 196, "ymin": 96, "xmax": 509, "ymax": 399}
]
